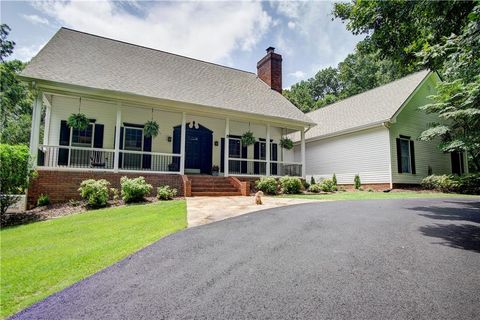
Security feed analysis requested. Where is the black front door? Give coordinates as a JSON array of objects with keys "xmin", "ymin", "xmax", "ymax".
[{"xmin": 173, "ymin": 123, "xmax": 213, "ymax": 174}]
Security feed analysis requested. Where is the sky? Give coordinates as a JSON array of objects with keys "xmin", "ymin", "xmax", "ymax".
[{"xmin": 1, "ymin": 0, "xmax": 363, "ymax": 88}]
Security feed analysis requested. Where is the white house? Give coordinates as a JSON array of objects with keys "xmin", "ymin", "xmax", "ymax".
[
  {"xmin": 21, "ymin": 28, "xmax": 314, "ymax": 205},
  {"xmin": 288, "ymin": 71, "xmax": 467, "ymax": 189}
]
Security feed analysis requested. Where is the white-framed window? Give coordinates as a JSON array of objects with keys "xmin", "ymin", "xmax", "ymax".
[{"xmin": 124, "ymin": 127, "xmax": 143, "ymax": 151}]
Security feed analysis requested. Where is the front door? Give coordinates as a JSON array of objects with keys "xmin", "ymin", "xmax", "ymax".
[{"xmin": 173, "ymin": 123, "xmax": 213, "ymax": 174}]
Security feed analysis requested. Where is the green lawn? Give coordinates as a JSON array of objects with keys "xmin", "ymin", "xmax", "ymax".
[
  {"xmin": 0, "ymin": 200, "xmax": 187, "ymax": 319},
  {"xmin": 280, "ymin": 191, "xmax": 479, "ymax": 201}
]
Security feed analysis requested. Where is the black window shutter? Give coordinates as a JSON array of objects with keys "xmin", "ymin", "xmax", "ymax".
[
  {"xmin": 271, "ymin": 143, "xmax": 278, "ymax": 175},
  {"xmin": 241, "ymin": 141, "xmax": 248, "ymax": 174},
  {"xmin": 220, "ymin": 138, "xmax": 225, "ymax": 172},
  {"xmin": 58, "ymin": 120, "xmax": 70, "ymax": 165},
  {"xmin": 114, "ymin": 127, "xmax": 124, "ymax": 168},
  {"xmin": 253, "ymin": 141, "xmax": 260, "ymax": 175},
  {"xmin": 93, "ymin": 124, "xmax": 104, "ymax": 148},
  {"xmin": 142, "ymin": 135, "xmax": 152, "ymax": 169},
  {"xmin": 396, "ymin": 138, "xmax": 402, "ymax": 173},
  {"xmin": 409, "ymin": 140, "xmax": 416, "ymax": 174}
]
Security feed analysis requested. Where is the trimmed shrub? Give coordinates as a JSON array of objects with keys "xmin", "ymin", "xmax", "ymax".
[
  {"xmin": 320, "ymin": 178, "xmax": 337, "ymax": 192},
  {"xmin": 255, "ymin": 177, "xmax": 278, "ymax": 195},
  {"xmin": 157, "ymin": 186, "xmax": 177, "ymax": 200},
  {"xmin": 120, "ymin": 176, "xmax": 152, "ymax": 203},
  {"xmin": 421, "ymin": 174, "xmax": 479, "ymax": 194},
  {"xmin": 332, "ymin": 173, "xmax": 337, "ymax": 186},
  {"xmin": 0, "ymin": 144, "xmax": 35, "ymax": 215},
  {"xmin": 37, "ymin": 194, "xmax": 50, "ymax": 206},
  {"xmin": 308, "ymin": 183, "xmax": 322, "ymax": 193},
  {"xmin": 459, "ymin": 174, "xmax": 480, "ymax": 195},
  {"xmin": 354, "ymin": 174, "xmax": 361, "ymax": 190},
  {"xmin": 310, "ymin": 176, "xmax": 316, "ymax": 185},
  {"xmin": 280, "ymin": 176, "xmax": 303, "ymax": 194},
  {"xmin": 78, "ymin": 179, "xmax": 110, "ymax": 208}
]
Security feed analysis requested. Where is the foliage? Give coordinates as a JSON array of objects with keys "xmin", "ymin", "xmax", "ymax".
[
  {"xmin": 320, "ymin": 178, "xmax": 337, "ymax": 192},
  {"xmin": 308, "ymin": 183, "xmax": 322, "ymax": 193},
  {"xmin": 281, "ymin": 191, "xmax": 476, "ymax": 201},
  {"xmin": 310, "ymin": 176, "xmax": 316, "ymax": 185},
  {"xmin": 255, "ymin": 177, "xmax": 278, "ymax": 195},
  {"xmin": 68, "ymin": 199, "xmax": 80, "ymax": 207},
  {"xmin": 241, "ymin": 131, "xmax": 256, "ymax": 146},
  {"xmin": 120, "ymin": 176, "xmax": 152, "ymax": 203},
  {"xmin": 421, "ymin": 174, "xmax": 480, "ymax": 195},
  {"xmin": 110, "ymin": 188, "xmax": 119, "ymax": 205},
  {"xmin": 36, "ymin": 194, "xmax": 50, "ymax": 207},
  {"xmin": 144, "ymin": 120, "xmax": 160, "ymax": 138},
  {"xmin": 157, "ymin": 185, "xmax": 178, "ymax": 200},
  {"xmin": 67, "ymin": 113, "xmax": 89, "ymax": 130},
  {"xmin": 0, "ymin": 24, "xmax": 14, "ymax": 62},
  {"xmin": 279, "ymin": 137, "xmax": 294, "ymax": 150},
  {"xmin": 332, "ymin": 173, "xmax": 337, "ymax": 186},
  {"xmin": 279, "ymin": 176, "xmax": 303, "ymax": 194},
  {"xmin": 0, "ymin": 200, "xmax": 187, "ymax": 318},
  {"xmin": 0, "ymin": 144, "xmax": 34, "ymax": 215},
  {"xmin": 301, "ymin": 179, "xmax": 310, "ymax": 190},
  {"xmin": 354, "ymin": 174, "xmax": 361, "ymax": 190},
  {"xmin": 78, "ymin": 179, "xmax": 110, "ymax": 208}
]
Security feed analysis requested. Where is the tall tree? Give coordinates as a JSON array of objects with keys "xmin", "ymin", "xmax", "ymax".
[{"xmin": 0, "ymin": 24, "xmax": 15, "ymax": 62}]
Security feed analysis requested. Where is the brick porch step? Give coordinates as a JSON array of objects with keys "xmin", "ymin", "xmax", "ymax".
[
  {"xmin": 187, "ymin": 175, "xmax": 242, "ymax": 196},
  {"xmin": 191, "ymin": 191, "xmax": 242, "ymax": 196}
]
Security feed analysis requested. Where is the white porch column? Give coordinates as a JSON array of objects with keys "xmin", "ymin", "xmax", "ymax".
[
  {"xmin": 266, "ymin": 124, "xmax": 271, "ymax": 176},
  {"xmin": 29, "ymin": 92, "xmax": 42, "ymax": 167},
  {"xmin": 42, "ymin": 96, "xmax": 51, "ymax": 145},
  {"xmin": 224, "ymin": 117, "xmax": 230, "ymax": 176},
  {"xmin": 114, "ymin": 105, "xmax": 122, "ymax": 172},
  {"xmin": 301, "ymin": 127, "xmax": 306, "ymax": 178},
  {"xmin": 180, "ymin": 112, "xmax": 186, "ymax": 175}
]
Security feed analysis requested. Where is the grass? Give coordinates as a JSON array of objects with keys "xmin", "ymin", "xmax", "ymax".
[
  {"xmin": 0, "ymin": 200, "xmax": 187, "ymax": 319},
  {"xmin": 280, "ymin": 191, "xmax": 479, "ymax": 201}
]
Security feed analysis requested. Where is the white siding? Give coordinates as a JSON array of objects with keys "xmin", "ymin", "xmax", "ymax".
[
  {"xmin": 298, "ymin": 126, "xmax": 392, "ymax": 184},
  {"xmin": 389, "ymin": 75, "xmax": 452, "ymax": 184},
  {"xmin": 47, "ymin": 95, "xmax": 284, "ymax": 169}
]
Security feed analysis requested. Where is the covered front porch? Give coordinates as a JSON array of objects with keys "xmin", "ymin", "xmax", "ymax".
[{"xmin": 30, "ymin": 92, "xmax": 306, "ymax": 178}]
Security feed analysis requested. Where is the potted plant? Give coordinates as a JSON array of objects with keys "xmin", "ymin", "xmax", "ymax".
[
  {"xmin": 241, "ymin": 130, "xmax": 256, "ymax": 146},
  {"xmin": 212, "ymin": 165, "xmax": 219, "ymax": 176},
  {"xmin": 144, "ymin": 120, "xmax": 160, "ymax": 138},
  {"xmin": 280, "ymin": 137, "xmax": 294, "ymax": 150},
  {"xmin": 67, "ymin": 113, "xmax": 89, "ymax": 130}
]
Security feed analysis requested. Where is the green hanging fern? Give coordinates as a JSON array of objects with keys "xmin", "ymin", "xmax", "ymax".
[
  {"xmin": 144, "ymin": 120, "xmax": 160, "ymax": 138},
  {"xmin": 280, "ymin": 137, "xmax": 294, "ymax": 150},
  {"xmin": 241, "ymin": 130, "xmax": 256, "ymax": 146},
  {"xmin": 67, "ymin": 113, "xmax": 89, "ymax": 130}
]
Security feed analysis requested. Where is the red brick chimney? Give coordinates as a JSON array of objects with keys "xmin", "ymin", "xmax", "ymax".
[{"xmin": 257, "ymin": 47, "xmax": 282, "ymax": 93}]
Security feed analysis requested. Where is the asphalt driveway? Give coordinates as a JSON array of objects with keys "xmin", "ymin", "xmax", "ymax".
[{"xmin": 12, "ymin": 198, "xmax": 480, "ymax": 320}]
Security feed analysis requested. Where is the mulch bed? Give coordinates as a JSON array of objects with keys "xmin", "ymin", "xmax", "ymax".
[{"xmin": 1, "ymin": 197, "xmax": 176, "ymax": 228}]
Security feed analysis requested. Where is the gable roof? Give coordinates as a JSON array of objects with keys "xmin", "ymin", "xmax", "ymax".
[
  {"xmin": 299, "ymin": 70, "xmax": 432, "ymax": 141},
  {"xmin": 20, "ymin": 28, "xmax": 313, "ymax": 125}
]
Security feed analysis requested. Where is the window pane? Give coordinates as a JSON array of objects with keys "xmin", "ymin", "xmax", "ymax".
[
  {"xmin": 71, "ymin": 124, "xmax": 93, "ymax": 147},
  {"xmin": 400, "ymin": 139, "xmax": 410, "ymax": 173},
  {"xmin": 125, "ymin": 128, "xmax": 142, "ymax": 151},
  {"xmin": 229, "ymin": 139, "xmax": 241, "ymax": 158}
]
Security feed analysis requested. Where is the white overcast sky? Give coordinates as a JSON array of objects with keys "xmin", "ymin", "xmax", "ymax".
[{"xmin": 2, "ymin": 0, "xmax": 363, "ymax": 87}]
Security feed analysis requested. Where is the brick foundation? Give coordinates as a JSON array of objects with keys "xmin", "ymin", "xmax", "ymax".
[
  {"xmin": 27, "ymin": 170, "xmax": 184, "ymax": 208},
  {"xmin": 337, "ymin": 183, "xmax": 392, "ymax": 191}
]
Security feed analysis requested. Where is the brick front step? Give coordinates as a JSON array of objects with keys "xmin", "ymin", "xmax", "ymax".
[{"xmin": 191, "ymin": 191, "xmax": 242, "ymax": 196}]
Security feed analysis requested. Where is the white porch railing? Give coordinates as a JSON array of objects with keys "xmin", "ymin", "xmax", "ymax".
[
  {"xmin": 227, "ymin": 158, "xmax": 302, "ymax": 177},
  {"xmin": 37, "ymin": 145, "xmax": 181, "ymax": 173}
]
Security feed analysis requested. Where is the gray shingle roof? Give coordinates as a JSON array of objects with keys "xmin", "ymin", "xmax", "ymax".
[
  {"xmin": 299, "ymin": 70, "xmax": 431, "ymax": 141},
  {"xmin": 21, "ymin": 28, "xmax": 313, "ymax": 125}
]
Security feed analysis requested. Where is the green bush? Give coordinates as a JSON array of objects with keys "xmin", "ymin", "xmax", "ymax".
[
  {"xmin": 459, "ymin": 174, "xmax": 480, "ymax": 195},
  {"xmin": 120, "ymin": 176, "xmax": 152, "ymax": 203},
  {"xmin": 78, "ymin": 179, "xmax": 110, "ymax": 208},
  {"xmin": 255, "ymin": 177, "xmax": 278, "ymax": 195},
  {"xmin": 354, "ymin": 174, "xmax": 361, "ymax": 190},
  {"xmin": 320, "ymin": 178, "xmax": 337, "ymax": 192},
  {"xmin": 37, "ymin": 194, "xmax": 50, "ymax": 206},
  {"xmin": 332, "ymin": 173, "xmax": 337, "ymax": 186},
  {"xmin": 0, "ymin": 144, "xmax": 35, "ymax": 215},
  {"xmin": 421, "ymin": 174, "xmax": 479, "ymax": 194},
  {"xmin": 280, "ymin": 176, "xmax": 303, "ymax": 194},
  {"xmin": 302, "ymin": 179, "xmax": 310, "ymax": 190},
  {"xmin": 310, "ymin": 176, "xmax": 316, "ymax": 185},
  {"xmin": 157, "ymin": 186, "xmax": 177, "ymax": 200},
  {"xmin": 308, "ymin": 183, "xmax": 322, "ymax": 193}
]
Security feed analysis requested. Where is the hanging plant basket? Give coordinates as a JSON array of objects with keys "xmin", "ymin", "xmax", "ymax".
[
  {"xmin": 144, "ymin": 120, "xmax": 160, "ymax": 138},
  {"xmin": 280, "ymin": 137, "xmax": 294, "ymax": 150},
  {"xmin": 241, "ymin": 130, "xmax": 256, "ymax": 146},
  {"xmin": 67, "ymin": 113, "xmax": 89, "ymax": 130}
]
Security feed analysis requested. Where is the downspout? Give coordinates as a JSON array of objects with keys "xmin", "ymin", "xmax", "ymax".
[{"xmin": 383, "ymin": 121, "xmax": 393, "ymax": 189}]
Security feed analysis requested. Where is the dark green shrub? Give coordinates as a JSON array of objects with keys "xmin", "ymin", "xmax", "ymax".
[
  {"xmin": 120, "ymin": 176, "xmax": 152, "ymax": 203},
  {"xmin": 0, "ymin": 144, "xmax": 35, "ymax": 215},
  {"xmin": 37, "ymin": 194, "xmax": 50, "ymax": 206},
  {"xmin": 78, "ymin": 179, "xmax": 110, "ymax": 208},
  {"xmin": 280, "ymin": 176, "xmax": 302, "ymax": 194},
  {"xmin": 308, "ymin": 184, "xmax": 322, "ymax": 193},
  {"xmin": 332, "ymin": 173, "xmax": 337, "ymax": 186},
  {"xmin": 310, "ymin": 176, "xmax": 316, "ymax": 185},
  {"xmin": 255, "ymin": 177, "xmax": 278, "ymax": 195},
  {"xmin": 302, "ymin": 179, "xmax": 310, "ymax": 190},
  {"xmin": 422, "ymin": 174, "xmax": 479, "ymax": 194},
  {"xmin": 458, "ymin": 174, "xmax": 480, "ymax": 195},
  {"xmin": 320, "ymin": 178, "xmax": 336, "ymax": 192},
  {"xmin": 157, "ymin": 186, "xmax": 177, "ymax": 200},
  {"xmin": 354, "ymin": 174, "xmax": 361, "ymax": 190}
]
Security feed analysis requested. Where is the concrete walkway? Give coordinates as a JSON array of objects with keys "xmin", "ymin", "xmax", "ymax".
[{"xmin": 186, "ymin": 196, "xmax": 320, "ymax": 227}]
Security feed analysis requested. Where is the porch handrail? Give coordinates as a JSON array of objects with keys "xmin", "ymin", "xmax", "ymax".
[
  {"xmin": 38, "ymin": 144, "xmax": 115, "ymax": 153},
  {"xmin": 227, "ymin": 157, "xmax": 302, "ymax": 165}
]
